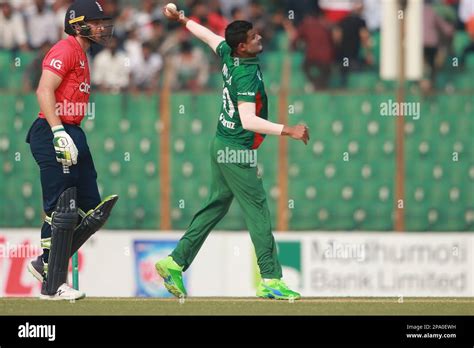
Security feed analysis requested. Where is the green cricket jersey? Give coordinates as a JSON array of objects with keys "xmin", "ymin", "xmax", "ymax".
[{"xmin": 215, "ymin": 41, "xmax": 268, "ymax": 149}]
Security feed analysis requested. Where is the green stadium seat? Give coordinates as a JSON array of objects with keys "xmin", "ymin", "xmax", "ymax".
[
  {"xmin": 454, "ymin": 74, "xmax": 474, "ymax": 90},
  {"xmin": 371, "ymin": 30, "xmax": 381, "ymax": 66},
  {"xmin": 274, "ymin": 31, "xmax": 289, "ymax": 51},
  {"xmin": 0, "ymin": 51, "xmax": 13, "ymax": 89},
  {"xmin": 453, "ymin": 31, "xmax": 470, "ymax": 57},
  {"xmin": 347, "ymin": 72, "xmax": 379, "ymax": 90},
  {"xmin": 466, "ymin": 54, "xmax": 474, "ymax": 69},
  {"xmin": 0, "ymin": 90, "xmax": 472, "ymax": 231},
  {"xmin": 260, "ymin": 52, "xmax": 284, "ymax": 91},
  {"xmin": 208, "ymin": 72, "xmax": 223, "ymax": 90},
  {"xmin": 358, "ymin": 204, "xmax": 393, "ymax": 230}
]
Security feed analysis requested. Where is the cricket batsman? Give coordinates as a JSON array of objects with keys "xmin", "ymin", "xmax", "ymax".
[
  {"xmin": 155, "ymin": 4, "xmax": 309, "ymax": 300},
  {"xmin": 26, "ymin": 0, "xmax": 118, "ymax": 300}
]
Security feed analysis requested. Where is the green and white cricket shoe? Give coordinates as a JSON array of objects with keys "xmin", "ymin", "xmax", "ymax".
[
  {"xmin": 155, "ymin": 256, "xmax": 187, "ymax": 298},
  {"xmin": 256, "ymin": 279, "xmax": 301, "ymax": 300}
]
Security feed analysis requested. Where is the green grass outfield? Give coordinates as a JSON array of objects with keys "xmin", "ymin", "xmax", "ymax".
[{"xmin": 1, "ymin": 297, "xmax": 473, "ymax": 315}]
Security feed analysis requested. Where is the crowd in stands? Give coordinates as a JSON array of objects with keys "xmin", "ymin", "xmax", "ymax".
[{"xmin": 1, "ymin": 0, "xmax": 473, "ymax": 93}]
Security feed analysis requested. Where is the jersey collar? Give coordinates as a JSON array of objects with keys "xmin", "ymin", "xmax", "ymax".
[
  {"xmin": 68, "ymin": 35, "xmax": 83, "ymax": 51},
  {"xmin": 233, "ymin": 56, "xmax": 259, "ymax": 65}
]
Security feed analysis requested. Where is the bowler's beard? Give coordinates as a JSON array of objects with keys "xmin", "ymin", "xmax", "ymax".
[
  {"xmin": 248, "ymin": 44, "xmax": 263, "ymax": 55},
  {"xmin": 253, "ymin": 45, "xmax": 263, "ymax": 55}
]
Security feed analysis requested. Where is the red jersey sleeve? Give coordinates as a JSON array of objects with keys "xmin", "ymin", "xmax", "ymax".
[{"xmin": 42, "ymin": 41, "xmax": 75, "ymax": 79}]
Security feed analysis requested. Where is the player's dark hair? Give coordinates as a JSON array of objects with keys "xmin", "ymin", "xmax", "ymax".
[
  {"xmin": 250, "ymin": 0, "xmax": 261, "ymax": 7},
  {"xmin": 230, "ymin": 7, "xmax": 241, "ymax": 18},
  {"xmin": 180, "ymin": 40, "xmax": 193, "ymax": 53},
  {"xmin": 142, "ymin": 41, "xmax": 153, "ymax": 50},
  {"xmin": 225, "ymin": 20, "xmax": 253, "ymax": 54}
]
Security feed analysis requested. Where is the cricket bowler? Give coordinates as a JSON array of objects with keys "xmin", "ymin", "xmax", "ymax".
[
  {"xmin": 155, "ymin": 4, "xmax": 309, "ymax": 300},
  {"xmin": 26, "ymin": 0, "xmax": 118, "ymax": 300}
]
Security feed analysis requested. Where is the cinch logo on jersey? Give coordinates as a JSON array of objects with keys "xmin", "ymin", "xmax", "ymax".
[
  {"xmin": 55, "ymin": 101, "xmax": 96, "ymax": 119},
  {"xmin": 216, "ymin": 146, "xmax": 257, "ymax": 167},
  {"xmin": 18, "ymin": 322, "xmax": 56, "ymax": 342},
  {"xmin": 79, "ymin": 82, "xmax": 91, "ymax": 94},
  {"xmin": 49, "ymin": 58, "xmax": 63, "ymax": 70},
  {"xmin": 237, "ymin": 92, "xmax": 255, "ymax": 96}
]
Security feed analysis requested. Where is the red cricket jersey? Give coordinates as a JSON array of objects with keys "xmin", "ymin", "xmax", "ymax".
[{"xmin": 38, "ymin": 35, "xmax": 91, "ymax": 125}]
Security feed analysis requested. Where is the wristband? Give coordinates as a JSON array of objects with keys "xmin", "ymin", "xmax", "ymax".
[{"xmin": 51, "ymin": 125, "xmax": 65, "ymax": 134}]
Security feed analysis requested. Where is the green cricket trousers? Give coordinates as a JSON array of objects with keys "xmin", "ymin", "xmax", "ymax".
[{"xmin": 171, "ymin": 136, "xmax": 282, "ymax": 279}]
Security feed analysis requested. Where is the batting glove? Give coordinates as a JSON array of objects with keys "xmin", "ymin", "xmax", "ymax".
[{"xmin": 52, "ymin": 125, "xmax": 78, "ymax": 166}]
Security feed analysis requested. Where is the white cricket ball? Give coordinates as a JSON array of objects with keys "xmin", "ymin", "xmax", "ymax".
[{"xmin": 165, "ymin": 3, "xmax": 177, "ymax": 14}]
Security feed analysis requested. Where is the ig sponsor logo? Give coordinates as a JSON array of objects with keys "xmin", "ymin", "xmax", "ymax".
[{"xmin": 50, "ymin": 59, "xmax": 63, "ymax": 70}]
